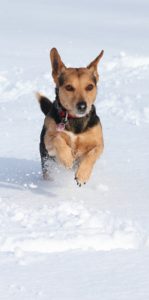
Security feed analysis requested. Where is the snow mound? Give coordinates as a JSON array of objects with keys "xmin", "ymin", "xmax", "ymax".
[
  {"xmin": 99, "ymin": 53, "xmax": 149, "ymax": 125},
  {"xmin": 0, "ymin": 198, "xmax": 145, "ymax": 253}
]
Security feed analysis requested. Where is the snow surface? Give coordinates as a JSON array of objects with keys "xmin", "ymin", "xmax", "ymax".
[{"xmin": 0, "ymin": 0, "xmax": 149, "ymax": 299}]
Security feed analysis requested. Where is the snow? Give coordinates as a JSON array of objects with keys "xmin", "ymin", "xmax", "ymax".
[
  {"xmin": 1, "ymin": 250, "xmax": 149, "ymax": 300},
  {"xmin": 0, "ymin": 0, "xmax": 149, "ymax": 299}
]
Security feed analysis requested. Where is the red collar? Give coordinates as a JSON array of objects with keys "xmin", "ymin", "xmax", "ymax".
[
  {"xmin": 56, "ymin": 100, "xmax": 80, "ymax": 121},
  {"xmin": 59, "ymin": 110, "xmax": 77, "ymax": 119}
]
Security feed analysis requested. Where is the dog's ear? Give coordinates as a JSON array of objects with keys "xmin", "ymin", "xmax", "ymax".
[
  {"xmin": 87, "ymin": 50, "xmax": 104, "ymax": 81},
  {"xmin": 50, "ymin": 48, "xmax": 66, "ymax": 84}
]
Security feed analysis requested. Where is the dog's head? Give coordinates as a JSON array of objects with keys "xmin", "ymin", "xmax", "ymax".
[{"xmin": 50, "ymin": 48, "xmax": 104, "ymax": 117}]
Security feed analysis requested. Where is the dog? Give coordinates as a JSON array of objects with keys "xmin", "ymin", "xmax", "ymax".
[{"xmin": 37, "ymin": 48, "xmax": 104, "ymax": 186}]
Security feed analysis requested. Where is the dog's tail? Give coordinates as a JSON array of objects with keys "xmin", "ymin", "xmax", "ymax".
[{"xmin": 36, "ymin": 92, "xmax": 52, "ymax": 115}]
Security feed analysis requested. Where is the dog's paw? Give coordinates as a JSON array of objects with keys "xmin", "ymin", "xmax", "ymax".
[
  {"xmin": 74, "ymin": 176, "xmax": 86, "ymax": 187},
  {"xmin": 64, "ymin": 159, "xmax": 73, "ymax": 169},
  {"xmin": 75, "ymin": 167, "xmax": 92, "ymax": 187},
  {"xmin": 43, "ymin": 171, "xmax": 51, "ymax": 181},
  {"xmin": 58, "ymin": 151, "xmax": 74, "ymax": 169}
]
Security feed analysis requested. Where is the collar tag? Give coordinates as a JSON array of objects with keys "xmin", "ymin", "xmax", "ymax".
[
  {"xmin": 56, "ymin": 112, "xmax": 69, "ymax": 132},
  {"xmin": 64, "ymin": 112, "xmax": 68, "ymax": 123},
  {"xmin": 56, "ymin": 123, "xmax": 66, "ymax": 132}
]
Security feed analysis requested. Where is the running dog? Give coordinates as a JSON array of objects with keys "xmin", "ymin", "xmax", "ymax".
[{"xmin": 37, "ymin": 48, "xmax": 104, "ymax": 186}]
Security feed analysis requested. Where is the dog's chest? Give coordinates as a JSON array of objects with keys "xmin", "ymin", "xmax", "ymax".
[
  {"xmin": 63, "ymin": 129, "xmax": 77, "ymax": 146},
  {"xmin": 62, "ymin": 130, "xmax": 86, "ymax": 158}
]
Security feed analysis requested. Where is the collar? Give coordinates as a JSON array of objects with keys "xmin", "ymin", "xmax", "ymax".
[
  {"xmin": 55, "ymin": 100, "xmax": 87, "ymax": 123},
  {"xmin": 58, "ymin": 110, "xmax": 77, "ymax": 121}
]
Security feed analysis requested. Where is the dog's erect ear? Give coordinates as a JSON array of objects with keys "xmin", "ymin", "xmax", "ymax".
[
  {"xmin": 50, "ymin": 48, "xmax": 66, "ymax": 84},
  {"xmin": 87, "ymin": 50, "xmax": 104, "ymax": 81}
]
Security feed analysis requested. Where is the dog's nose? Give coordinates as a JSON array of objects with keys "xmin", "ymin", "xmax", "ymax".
[{"xmin": 76, "ymin": 101, "xmax": 87, "ymax": 113}]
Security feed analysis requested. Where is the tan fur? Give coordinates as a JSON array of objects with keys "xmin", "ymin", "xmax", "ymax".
[
  {"xmin": 50, "ymin": 48, "xmax": 66, "ymax": 84},
  {"xmin": 74, "ymin": 125, "xmax": 103, "ymax": 183}
]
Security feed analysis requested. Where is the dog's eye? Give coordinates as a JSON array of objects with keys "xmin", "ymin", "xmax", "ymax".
[
  {"xmin": 65, "ymin": 85, "xmax": 75, "ymax": 92},
  {"xmin": 86, "ymin": 84, "xmax": 94, "ymax": 91}
]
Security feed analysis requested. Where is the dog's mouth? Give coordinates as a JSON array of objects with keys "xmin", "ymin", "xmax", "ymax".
[
  {"xmin": 75, "ymin": 110, "xmax": 88, "ymax": 117},
  {"xmin": 74, "ymin": 100, "xmax": 90, "ymax": 117},
  {"xmin": 65, "ymin": 107, "xmax": 89, "ymax": 118}
]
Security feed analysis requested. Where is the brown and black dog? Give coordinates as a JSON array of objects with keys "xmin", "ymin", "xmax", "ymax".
[{"xmin": 37, "ymin": 48, "xmax": 104, "ymax": 186}]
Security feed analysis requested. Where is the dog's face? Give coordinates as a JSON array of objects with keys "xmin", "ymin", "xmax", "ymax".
[{"xmin": 50, "ymin": 48, "xmax": 104, "ymax": 116}]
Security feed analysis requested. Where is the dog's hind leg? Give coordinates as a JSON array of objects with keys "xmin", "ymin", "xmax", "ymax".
[
  {"xmin": 41, "ymin": 154, "xmax": 51, "ymax": 180},
  {"xmin": 40, "ymin": 151, "xmax": 56, "ymax": 180},
  {"xmin": 40, "ymin": 143, "xmax": 50, "ymax": 180},
  {"xmin": 40, "ymin": 126, "xmax": 53, "ymax": 180}
]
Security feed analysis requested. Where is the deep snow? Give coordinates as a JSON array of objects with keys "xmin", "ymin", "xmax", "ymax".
[{"xmin": 0, "ymin": 0, "xmax": 149, "ymax": 299}]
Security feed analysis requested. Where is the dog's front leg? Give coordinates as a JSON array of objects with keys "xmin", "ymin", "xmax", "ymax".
[
  {"xmin": 45, "ymin": 132, "xmax": 74, "ymax": 169},
  {"xmin": 75, "ymin": 144, "xmax": 103, "ymax": 186},
  {"xmin": 53, "ymin": 134, "xmax": 74, "ymax": 169}
]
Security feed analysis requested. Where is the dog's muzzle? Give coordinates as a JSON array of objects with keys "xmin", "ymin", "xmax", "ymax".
[{"xmin": 76, "ymin": 101, "xmax": 87, "ymax": 114}]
